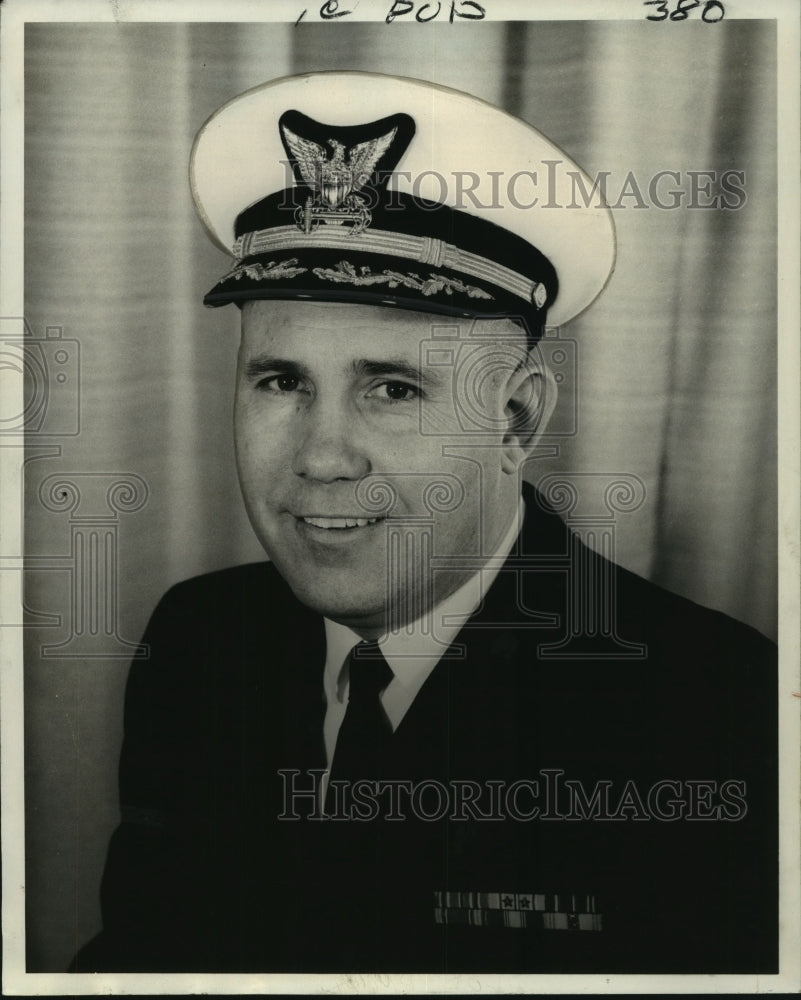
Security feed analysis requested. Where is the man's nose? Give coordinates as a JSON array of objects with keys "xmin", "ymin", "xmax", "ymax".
[{"xmin": 291, "ymin": 399, "xmax": 370, "ymax": 483}]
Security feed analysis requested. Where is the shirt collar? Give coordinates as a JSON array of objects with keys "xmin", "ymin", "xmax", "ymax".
[{"xmin": 324, "ymin": 496, "xmax": 525, "ymax": 702}]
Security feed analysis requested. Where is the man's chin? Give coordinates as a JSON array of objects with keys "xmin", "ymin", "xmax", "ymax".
[{"xmin": 284, "ymin": 575, "xmax": 389, "ymax": 632}]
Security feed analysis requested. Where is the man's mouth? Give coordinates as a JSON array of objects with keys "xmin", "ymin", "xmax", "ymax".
[{"xmin": 300, "ymin": 516, "xmax": 381, "ymax": 530}]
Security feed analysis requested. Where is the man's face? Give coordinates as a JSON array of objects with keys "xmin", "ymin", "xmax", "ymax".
[{"xmin": 235, "ymin": 300, "xmax": 537, "ymax": 635}]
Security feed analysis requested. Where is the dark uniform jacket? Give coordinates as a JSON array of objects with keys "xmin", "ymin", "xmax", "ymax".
[{"xmin": 72, "ymin": 485, "xmax": 777, "ymax": 974}]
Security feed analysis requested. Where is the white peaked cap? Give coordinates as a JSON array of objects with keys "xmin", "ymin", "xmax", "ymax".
[{"xmin": 191, "ymin": 72, "xmax": 615, "ymax": 330}]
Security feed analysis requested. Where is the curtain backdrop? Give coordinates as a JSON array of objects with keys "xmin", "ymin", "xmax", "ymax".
[{"xmin": 23, "ymin": 20, "xmax": 776, "ymax": 970}]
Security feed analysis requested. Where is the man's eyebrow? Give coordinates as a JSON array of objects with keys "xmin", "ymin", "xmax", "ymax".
[
  {"xmin": 243, "ymin": 357, "xmax": 308, "ymax": 380},
  {"xmin": 242, "ymin": 355, "xmax": 442, "ymax": 388},
  {"xmin": 351, "ymin": 358, "xmax": 441, "ymax": 388}
]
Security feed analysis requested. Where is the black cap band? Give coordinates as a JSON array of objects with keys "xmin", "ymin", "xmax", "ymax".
[{"xmin": 204, "ymin": 188, "xmax": 558, "ymax": 340}]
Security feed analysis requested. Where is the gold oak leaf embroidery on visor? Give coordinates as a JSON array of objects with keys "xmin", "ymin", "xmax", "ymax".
[
  {"xmin": 222, "ymin": 258, "xmax": 308, "ymax": 282},
  {"xmin": 312, "ymin": 260, "xmax": 495, "ymax": 300}
]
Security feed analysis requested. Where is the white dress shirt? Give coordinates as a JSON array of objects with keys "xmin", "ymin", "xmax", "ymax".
[{"xmin": 321, "ymin": 498, "xmax": 525, "ymax": 789}]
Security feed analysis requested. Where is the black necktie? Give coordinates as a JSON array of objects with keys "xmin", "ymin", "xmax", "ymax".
[{"xmin": 327, "ymin": 641, "xmax": 394, "ymax": 799}]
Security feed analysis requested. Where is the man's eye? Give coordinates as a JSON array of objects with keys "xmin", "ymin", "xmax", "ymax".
[
  {"xmin": 372, "ymin": 381, "xmax": 419, "ymax": 402},
  {"xmin": 260, "ymin": 373, "xmax": 301, "ymax": 392}
]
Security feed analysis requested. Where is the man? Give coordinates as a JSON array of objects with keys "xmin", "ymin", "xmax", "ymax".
[{"xmin": 72, "ymin": 73, "xmax": 776, "ymax": 974}]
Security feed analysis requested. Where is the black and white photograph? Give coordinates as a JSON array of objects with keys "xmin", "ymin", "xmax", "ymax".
[{"xmin": 1, "ymin": 0, "xmax": 799, "ymax": 993}]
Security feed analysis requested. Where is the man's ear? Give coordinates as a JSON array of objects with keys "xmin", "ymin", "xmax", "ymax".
[{"xmin": 500, "ymin": 359, "xmax": 558, "ymax": 474}]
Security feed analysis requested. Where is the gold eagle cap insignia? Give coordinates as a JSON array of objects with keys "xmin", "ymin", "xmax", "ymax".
[{"xmin": 280, "ymin": 122, "xmax": 398, "ymax": 209}]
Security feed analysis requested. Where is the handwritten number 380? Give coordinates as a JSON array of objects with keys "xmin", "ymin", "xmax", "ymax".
[{"xmin": 645, "ymin": 0, "xmax": 725, "ymax": 20}]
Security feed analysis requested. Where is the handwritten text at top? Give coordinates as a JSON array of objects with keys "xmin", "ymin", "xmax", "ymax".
[{"xmin": 296, "ymin": 1, "xmax": 487, "ymax": 24}]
